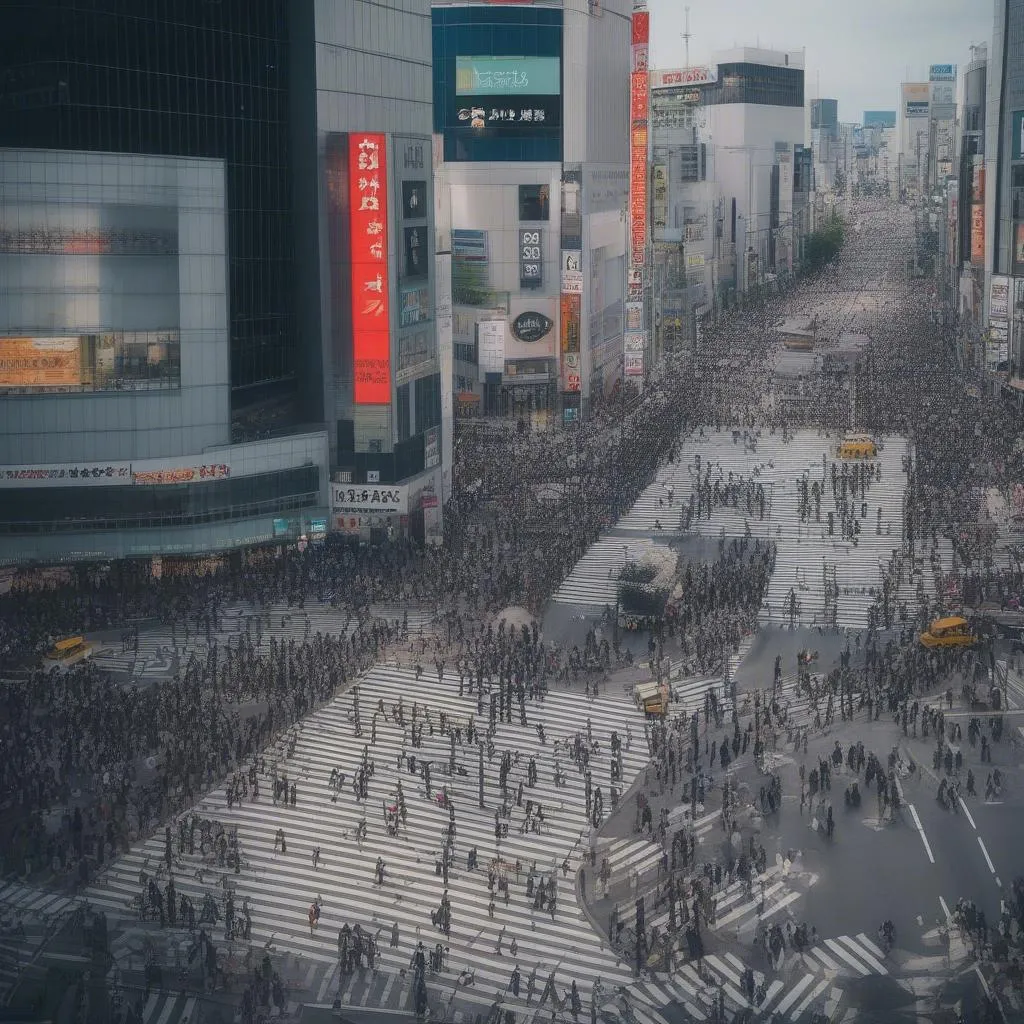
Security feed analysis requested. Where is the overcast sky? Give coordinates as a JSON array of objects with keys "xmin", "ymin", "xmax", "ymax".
[{"xmin": 646, "ymin": 0, "xmax": 991, "ymax": 122}]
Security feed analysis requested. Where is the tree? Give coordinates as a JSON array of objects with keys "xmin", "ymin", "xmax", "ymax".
[{"xmin": 802, "ymin": 213, "xmax": 845, "ymax": 275}]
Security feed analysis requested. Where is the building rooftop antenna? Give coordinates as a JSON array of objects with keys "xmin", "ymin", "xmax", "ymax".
[{"xmin": 681, "ymin": 6, "xmax": 691, "ymax": 66}]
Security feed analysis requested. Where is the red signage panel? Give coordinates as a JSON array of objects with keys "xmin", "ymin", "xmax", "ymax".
[
  {"xmin": 348, "ymin": 133, "xmax": 392, "ymax": 404},
  {"xmin": 631, "ymin": 11, "xmax": 649, "ymax": 45}
]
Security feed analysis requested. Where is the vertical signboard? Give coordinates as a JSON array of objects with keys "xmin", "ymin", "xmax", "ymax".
[
  {"xmin": 627, "ymin": 3, "xmax": 650, "ymax": 378},
  {"xmin": 477, "ymin": 320, "xmax": 506, "ymax": 378},
  {"xmin": 519, "ymin": 228, "xmax": 543, "ymax": 288},
  {"xmin": 971, "ymin": 158, "xmax": 985, "ymax": 266},
  {"xmin": 989, "ymin": 275, "xmax": 1010, "ymax": 369},
  {"xmin": 349, "ymin": 134, "xmax": 392, "ymax": 404},
  {"xmin": 560, "ymin": 293, "xmax": 581, "ymax": 391}
]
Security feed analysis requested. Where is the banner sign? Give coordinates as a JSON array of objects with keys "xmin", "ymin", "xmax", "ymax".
[
  {"xmin": 456, "ymin": 56, "xmax": 560, "ymax": 96},
  {"xmin": 624, "ymin": 331, "xmax": 645, "ymax": 351},
  {"xmin": 650, "ymin": 66, "xmax": 717, "ymax": 89},
  {"xmin": 478, "ymin": 320, "xmax": 506, "ymax": 377},
  {"xmin": 561, "ymin": 250, "xmax": 583, "ymax": 294},
  {"xmin": 349, "ymin": 133, "xmax": 392, "ymax": 404},
  {"xmin": 0, "ymin": 460, "xmax": 231, "ymax": 488},
  {"xmin": 511, "ymin": 311, "xmax": 554, "ymax": 342},
  {"xmin": 424, "ymin": 426, "xmax": 440, "ymax": 469},
  {"xmin": 630, "ymin": 127, "xmax": 648, "ymax": 266},
  {"xmin": 331, "ymin": 483, "xmax": 408, "ymax": 517},
  {"xmin": 971, "ymin": 204, "xmax": 985, "ymax": 264},
  {"xmin": 560, "ymin": 293, "xmax": 581, "ymax": 354}
]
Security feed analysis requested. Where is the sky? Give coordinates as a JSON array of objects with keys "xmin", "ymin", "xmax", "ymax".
[{"xmin": 646, "ymin": 0, "xmax": 990, "ymax": 122}]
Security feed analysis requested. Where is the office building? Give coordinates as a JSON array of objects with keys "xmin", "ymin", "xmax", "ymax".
[
  {"xmin": 0, "ymin": 0, "xmax": 440, "ymax": 564},
  {"xmin": 650, "ymin": 47, "xmax": 811, "ymax": 338},
  {"xmin": 432, "ymin": 0, "xmax": 631, "ymax": 423},
  {"xmin": 811, "ymin": 98, "xmax": 839, "ymax": 139},
  {"xmin": 985, "ymin": 0, "xmax": 1024, "ymax": 376},
  {"xmin": 899, "ymin": 82, "xmax": 931, "ymax": 192},
  {"xmin": 290, "ymin": 0, "xmax": 444, "ymax": 542}
]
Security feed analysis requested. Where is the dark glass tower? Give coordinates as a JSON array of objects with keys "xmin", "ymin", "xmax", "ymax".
[{"xmin": 0, "ymin": 0, "xmax": 295, "ymax": 410}]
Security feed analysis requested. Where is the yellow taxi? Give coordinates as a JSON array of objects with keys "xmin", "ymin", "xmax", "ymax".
[{"xmin": 919, "ymin": 616, "xmax": 976, "ymax": 649}]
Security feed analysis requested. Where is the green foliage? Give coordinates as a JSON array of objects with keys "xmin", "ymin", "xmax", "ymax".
[
  {"xmin": 801, "ymin": 213, "xmax": 845, "ymax": 275},
  {"xmin": 618, "ymin": 561, "xmax": 669, "ymax": 617}
]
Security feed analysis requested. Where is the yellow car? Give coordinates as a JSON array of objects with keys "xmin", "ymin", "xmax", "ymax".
[
  {"xmin": 919, "ymin": 616, "xmax": 976, "ymax": 649},
  {"xmin": 838, "ymin": 433, "xmax": 877, "ymax": 459}
]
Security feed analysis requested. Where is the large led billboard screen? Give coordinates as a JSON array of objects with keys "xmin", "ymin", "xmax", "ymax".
[{"xmin": 348, "ymin": 134, "xmax": 392, "ymax": 405}]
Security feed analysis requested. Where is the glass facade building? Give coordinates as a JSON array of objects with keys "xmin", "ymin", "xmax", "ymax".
[
  {"xmin": 702, "ymin": 63, "xmax": 804, "ymax": 109},
  {"xmin": 432, "ymin": 6, "xmax": 563, "ymax": 164},
  {"xmin": 0, "ymin": 0, "xmax": 296, "ymax": 407}
]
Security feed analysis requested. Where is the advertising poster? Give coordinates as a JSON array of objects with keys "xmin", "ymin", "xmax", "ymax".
[
  {"xmin": 0, "ymin": 337, "xmax": 82, "ymax": 389},
  {"xmin": 477, "ymin": 320, "xmax": 506, "ymax": 378},
  {"xmin": 560, "ymin": 293, "xmax": 581, "ymax": 354},
  {"xmin": 624, "ymin": 351, "xmax": 644, "ymax": 376},
  {"xmin": 349, "ymin": 134, "xmax": 392, "ymax": 404},
  {"xmin": 561, "ymin": 250, "xmax": 583, "ymax": 294},
  {"xmin": 971, "ymin": 205, "xmax": 985, "ymax": 265}
]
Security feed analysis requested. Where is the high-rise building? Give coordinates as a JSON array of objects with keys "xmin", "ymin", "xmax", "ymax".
[
  {"xmin": 985, "ymin": 0, "xmax": 1024, "ymax": 375},
  {"xmin": 899, "ymin": 82, "xmax": 931, "ymax": 191},
  {"xmin": 0, "ymin": 0, "xmax": 440, "ymax": 565},
  {"xmin": 432, "ymin": 0, "xmax": 630, "ymax": 424},
  {"xmin": 811, "ymin": 98, "xmax": 839, "ymax": 138},
  {"xmin": 289, "ymin": 0, "xmax": 445, "ymax": 543}
]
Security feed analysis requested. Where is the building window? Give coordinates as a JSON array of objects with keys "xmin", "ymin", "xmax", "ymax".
[
  {"xmin": 519, "ymin": 185, "xmax": 550, "ymax": 220},
  {"xmin": 0, "ymin": 466, "xmax": 319, "ymax": 534},
  {"xmin": 414, "ymin": 373, "xmax": 441, "ymax": 435}
]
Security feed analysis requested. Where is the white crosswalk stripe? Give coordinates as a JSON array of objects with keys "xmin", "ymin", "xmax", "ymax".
[{"xmin": 81, "ymin": 664, "xmax": 666, "ymax": 1019}]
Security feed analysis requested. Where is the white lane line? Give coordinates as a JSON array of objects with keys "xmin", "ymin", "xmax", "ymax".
[
  {"xmin": 939, "ymin": 896, "xmax": 951, "ymax": 922},
  {"xmin": 975, "ymin": 964, "xmax": 992, "ymax": 998},
  {"xmin": 978, "ymin": 836, "xmax": 996, "ymax": 874},
  {"xmin": 959, "ymin": 798, "xmax": 977, "ymax": 829},
  {"xmin": 908, "ymin": 804, "xmax": 935, "ymax": 863}
]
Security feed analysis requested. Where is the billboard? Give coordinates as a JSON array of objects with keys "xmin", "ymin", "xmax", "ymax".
[
  {"xmin": 650, "ymin": 66, "xmax": 716, "ymax": 89},
  {"xmin": 863, "ymin": 110, "xmax": 896, "ymax": 128},
  {"xmin": 349, "ymin": 134, "xmax": 392, "ymax": 404},
  {"xmin": 0, "ymin": 337, "xmax": 82, "ymax": 389},
  {"xmin": 630, "ymin": 127, "xmax": 649, "ymax": 266},
  {"xmin": 0, "ymin": 458, "xmax": 230, "ymax": 489},
  {"xmin": 453, "ymin": 55, "xmax": 561, "ymax": 130},
  {"xmin": 902, "ymin": 83, "xmax": 929, "ymax": 119},
  {"xmin": 971, "ymin": 205, "xmax": 985, "ymax": 264},
  {"xmin": 519, "ymin": 228, "xmax": 543, "ymax": 288},
  {"xmin": 455, "ymin": 56, "xmax": 560, "ymax": 95},
  {"xmin": 331, "ymin": 483, "xmax": 408, "ymax": 518},
  {"xmin": 929, "ymin": 64, "xmax": 955, "ymax": 81}
]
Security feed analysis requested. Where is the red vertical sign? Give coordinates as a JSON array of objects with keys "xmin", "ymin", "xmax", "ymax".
[{"xmin": 349, "ymin": 133, "xmax": 392, "ymax": 404}]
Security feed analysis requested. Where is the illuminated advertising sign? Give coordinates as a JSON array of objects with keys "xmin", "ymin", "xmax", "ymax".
[
  {"xmin": 0, "ymin": 337, "xmax": 81, "ymax": 388},
  {"xmin": 349, "ymin": 133, "xmax": 392, "ymax": 404},
  {"xmin": 902, "ymin": 83, "xmax": 929, "ymax": 119},
  {"xmin": 456, "ymin": 56, "xmax": 560, "ymax": 96},
  {"xmin": 630, "ymin": 126, "xmax": 648, "ymax": 267},
  {"xmin": 929, "ymin": 64, "xmax": 955, "ymax": 81},
  {"xmin": 650, "ymin": 66, "xmax": 717, "ymax": 89},
  {"xmin": 560, "ymin": 293, "xmax": 580, "ymax": 355},
  {"xmin": 1015, "ymin": 223, "xmax": 1024, "ymax": 274},
  {"xmin": 971, "ymin": 205, "xmax": 985, "ymax": 265}
]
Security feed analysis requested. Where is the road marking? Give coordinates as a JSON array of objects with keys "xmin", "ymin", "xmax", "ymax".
[
  {"xmin": 940, "ymin": 896, "xmax": 951, "ymax": 922},
  {"xmin": 958, "ymin": 798, "xmax": 977, "ymax": 829},
  {"xmin": 908, "ymin": 804, "xmax": 935, "ymax": 863},
  {"xmin": 976, "ymin": 964, "xmax": 992, "ymax": 997},
  {"xmin": 791, "ymin": 975, "xmax": 833, "ymax": 1020},
  {"xmin": 978, "ymin": 837, "xmax": 996, "ymax": 874},
  {"xmin": 775, "ymin": 973, "xmax": 816, "ymax": 1015}
]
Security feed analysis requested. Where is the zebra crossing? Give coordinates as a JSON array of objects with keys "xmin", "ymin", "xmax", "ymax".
[
  {"xmin": 81, "ymin": 662, "xmax": 662, "ymax": 1022},
  {"xmin": 612, "ymin": 428, "xmax": 912, "ymax": 630}
]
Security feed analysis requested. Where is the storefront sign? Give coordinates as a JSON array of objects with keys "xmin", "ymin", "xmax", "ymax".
[
  {"xmin": 399, "ymin": 284, "xmax": 431, "ymax": 327},
  {"xmin": 624, "ymin": 351, "xmax": 644, "ymax": 376},
  {"xmin": 561, "ymin": 250, "xmax": 583, "ymax": 294},
  {"xmin": 0, "ymin": 459, "xmax": 231, "ymax": 488},
  {"xmin": 511, "ymin": 311, "xmax": 554, "ymax": 342},
  {"xmin": 625, "ymin": 303, "xmax": 643, "ymax": 332},
  {"xmin": 331, "ymin": 483, "xmax": 408, "ymax": 517},
  {"xmin": 562, "ymin": 352, "xmax": 581, "ymax": 392},
  {"xmin": 455, "ymin": 56, "xmax": 560, "ymax": 96},
  {"xmin": 349, "ymin": 133, "xmax": 392, "ymax": 404}
]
